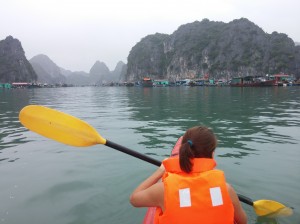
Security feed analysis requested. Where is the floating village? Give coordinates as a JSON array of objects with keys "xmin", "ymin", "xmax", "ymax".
[{"xmin": 1, "ymin": 74, "xmax": 300, "ymax": 89}]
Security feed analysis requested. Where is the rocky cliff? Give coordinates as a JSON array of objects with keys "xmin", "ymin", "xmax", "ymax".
[
  {"xmin": 0, "ymin": 36, "xmax": 37, "ymax": 83},
  {"xmin": 30, "ymin": 54, "xmax": 126, "ymax": 85},
  {"xmin": 126, "ymin": 18, "xmax": 300, "ymax": 81},
  {"xmin": 89, "ymin": 61, "xmax": 111, "ymax": 84},
  {"xmin": 89, "ymin": 60, "xmax": 126, "ymax": 84},
  {"xmin": 30, "ymin": 54, "xmax": 66, "ymax": 84},
  {"xmin": 111, "ymin": 61, "xmax": 127, "ymax": 82}
]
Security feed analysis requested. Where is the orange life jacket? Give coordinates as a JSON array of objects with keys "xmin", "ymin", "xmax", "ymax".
[{"xmin": 154, "ymin": 157, "xmax": 234, "ymax": 224}]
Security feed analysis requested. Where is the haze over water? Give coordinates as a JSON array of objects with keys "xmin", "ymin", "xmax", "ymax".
[{"xmin": 0, "ymin": 86, "xmax": 299, "ymax": 224}]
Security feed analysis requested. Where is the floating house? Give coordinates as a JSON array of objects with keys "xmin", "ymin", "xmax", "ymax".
[
  {"xmin": 153, "ymin": 80, "xmax": 169, "ymax": 87},
  {"xmin": 230, "ymin": 76, "xmax": 275, "ymax": 87},
  {"xmin": 0, "ymin": 83, "xmax": 12, "ymax": 89},
  {"xmin": 269, "ymin": 74, "xmax": 293, "ymax": 86},
  {"xmin": 208, "ymin": 79, "xmax": 215, "ymax": 85},
  {"xmin": 11, "ymin": 82, "xmax": 31, "ymax": 88},
  {"xmin": 142, "ymin": 77, "xmax": 153, "ymax": 87}
]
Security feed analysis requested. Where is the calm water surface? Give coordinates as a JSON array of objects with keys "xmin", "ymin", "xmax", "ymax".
[{"xmin": 0, "ymin": 86, "xmax": 299, "ymax": 224}]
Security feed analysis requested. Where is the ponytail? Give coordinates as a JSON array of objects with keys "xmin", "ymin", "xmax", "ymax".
[
  {"xmin": 179, "ymin": 141, "xmax": 194, "ymax": 173},
  {"xmin": 179, "ymin": 126, "xmax": 217, "ymax": 173}
]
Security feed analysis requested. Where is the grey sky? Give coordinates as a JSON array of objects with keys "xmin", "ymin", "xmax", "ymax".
[{"xmin": 1, "ymin": 0, "xmax": 299, "ymax": 72}]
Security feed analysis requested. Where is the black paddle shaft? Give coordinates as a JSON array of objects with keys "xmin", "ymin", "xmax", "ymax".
[
  {"xmin": 105, "ymin": 140, "xmax": 161, "ymax": 166},
  {"xmin": 106, "ymin": 140, "xmax": 253, "ymax": 206},
  {"xmin": 237, "ymin": 194, "xmax": 254, "ymax": 206}
]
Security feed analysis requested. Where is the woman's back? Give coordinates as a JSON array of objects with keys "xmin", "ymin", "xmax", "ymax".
[{"xmin": 130, "ymin": 126, "xmax": 247, "ymax": 224}]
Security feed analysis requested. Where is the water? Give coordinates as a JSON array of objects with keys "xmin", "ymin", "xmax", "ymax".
[{"xmin": 0, "ymin": 86, "xmax": 299, "ymax": 224}]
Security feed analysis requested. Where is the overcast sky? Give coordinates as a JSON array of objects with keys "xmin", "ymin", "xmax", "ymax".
[{"xmin": 1, "ymin": 0, "xmax": 299, "ymax": 72}]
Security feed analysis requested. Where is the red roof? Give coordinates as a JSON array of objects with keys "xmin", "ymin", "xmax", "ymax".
[
  {"xmin": 12, "ymin": 82, "xmax": 30, "ymax": 85},
  {"xmin": 273, "ymin": 74, "xmax": 289, "ymax": 77}
]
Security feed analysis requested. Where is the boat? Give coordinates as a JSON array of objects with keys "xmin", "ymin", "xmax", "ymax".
[
  {"xmin": 175, "ymin": 79, "xmax": 191, "ymax": 86},
  {"xmin": 216, "ymin": 79, "xmax": 229, "ymax": 86},
  {"xmin": 230, "ymin": 76, "xmax": 275, "ymax": 87},
  {"xmin": 124, "ymin": 82, "xmax": 134, "ymax": 87},
  {"xmin": 189, "ymin": 79, "xmax": 205, "ymax": 87},
  {"xmin": 293, "ymin": 79, "xmax": 300, "ymax": 86},
  {"xmin": 142, "ymin": 77, "xmax": 154, "ymax": 87},
  {"xmin": 269, "ymin": 74, "xmax": 293, "ymax": 86},
  {"xmin": 143, "ymin": 136, "xmax": 182, "ymax": 224}
]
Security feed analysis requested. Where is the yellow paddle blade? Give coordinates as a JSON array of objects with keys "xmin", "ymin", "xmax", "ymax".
[
  {"xmin": 19, "ymin": 105, "xmax": 106, "ymax": 146},
  {"xmin": 254, "ymin": 199, "xmax": 293, "ymax": 217}
]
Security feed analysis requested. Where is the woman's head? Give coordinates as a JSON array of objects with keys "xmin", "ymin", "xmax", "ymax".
[{"xmin": 179, "ymin": 126, "xmax": 217, "ymax": 173}]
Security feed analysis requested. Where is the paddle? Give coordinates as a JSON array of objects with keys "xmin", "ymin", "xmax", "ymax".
[{"xmin": 19, "ymin": 105, "xmax": 293, "ymax": 217}]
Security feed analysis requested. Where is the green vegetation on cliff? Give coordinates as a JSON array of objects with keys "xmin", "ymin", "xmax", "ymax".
[{"xmin": 126, "ymin": 18, "xmax": 300, "ymax": 81}]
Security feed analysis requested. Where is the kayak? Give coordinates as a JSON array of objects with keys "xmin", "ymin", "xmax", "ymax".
[{"xmin": 142, "ymin": 136, "xmax": 182, "ymax": 224}]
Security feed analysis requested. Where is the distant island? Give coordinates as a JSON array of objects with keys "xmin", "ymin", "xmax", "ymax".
[
  {"xmin": 126, "ymin": 18, "xmax": 300, "ymax": 82},
  {"xmin": 0, "ymin": 18, "xmax": 299, "ymax": 86},
  {"xmin": 30, "ymin": 54, "xmax": 126, "ymax": 86},
  {"xmin": 0, "ymin": 36, "xmax": 126, "ymax": 86}
]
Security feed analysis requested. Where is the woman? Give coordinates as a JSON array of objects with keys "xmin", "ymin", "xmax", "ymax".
[{"xmin": 130, "ymin": 126, "xmax": 247, "ymax": 224}]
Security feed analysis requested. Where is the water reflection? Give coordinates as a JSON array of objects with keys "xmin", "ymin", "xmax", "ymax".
[
  {"xmin": 1, "ymin": 86, "xmax": 300, "ymax": 162},
  {"xmin": 219, "ymin": 151, "xmax": 252, "ymax": 159},
  {"xmin": 0, "ymin": 89, "xmax": 31, "ymax": 154},
  {"xmin": 125, "ymin": 87, "xmax": 300, "ymax": 160}
]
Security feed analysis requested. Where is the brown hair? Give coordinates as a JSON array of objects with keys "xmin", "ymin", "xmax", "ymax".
[{"xmin": 179, "ymin": 126, "xmax": 217, "ymax": 173}]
